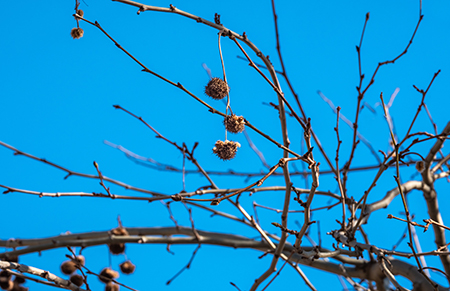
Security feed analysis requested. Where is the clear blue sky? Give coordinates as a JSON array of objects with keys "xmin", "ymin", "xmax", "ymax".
[{"xmin": 1, "ymin": 0, "xmax": 450, "ymax": 290}]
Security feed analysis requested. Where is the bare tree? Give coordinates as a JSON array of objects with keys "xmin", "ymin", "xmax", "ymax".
[{"xmin": 1, "ymin": 1, "xmax": 449, "ymax": 290}]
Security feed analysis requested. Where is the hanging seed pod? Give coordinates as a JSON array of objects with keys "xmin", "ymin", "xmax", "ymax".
[
  {"xmin": 205, "ymin": 78, "xmax": 229, "ymax": 100},
  {"xmin": 0, "ymin": 279, "xmax": 13, "ymax": 290},
  {"xmin": 212, "ymin": 140, "xmax": 240, "ymax": 160},
  {"xmin": 109, "ymin": 243, "xmax": 126, "ymax": 255},
  {"xmin": 0, "ymin": 271, "xmax": 12, "ymax": 290},
  {"xmin": 99, "ymin": 268, "xmax": 119, "ymax": 284},
  {"xmin": 119, "ymin": 261, "xmax": 136, "ymax": 274},
  {"xmin": 105, "ymin": 282, "xmax": 120, "ymax": 291},
  {"xmin": 70, "ymin": 28, "xmax": 84, "ymax": 39},
  {"xmin": 60, "ymin": 260, "xmax": 77, "ymax": 275},
  {"xmin": 224, "ymin": 114, "xmax": 245, "ymax": 134},
  {"xmin": 70, "ymin": 274, "xmax": 84, "ymax": 287},
  {"xmin": 415, "ymin": 160, "xmax": 425, "ymax": 173},
  {"xmin": 76, "ymin": 10, "xmax": 84, "ymax": 17},
  {"xmin": 74, "ymin": 255, "xmax": 85, "ymax": 266}
]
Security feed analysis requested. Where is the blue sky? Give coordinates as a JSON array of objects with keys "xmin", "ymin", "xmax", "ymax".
[{"xmin": 1, "ymin": 0, "xmax": 450, "ymax": 290}]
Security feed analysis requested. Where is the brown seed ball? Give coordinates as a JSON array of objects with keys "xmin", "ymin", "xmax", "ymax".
[
  {"xmin": 77, "ymin": 9, "xmax": 84, "ymax": 17},
  {"xmin": 60, "ymin": 260, "xmax": 77, "ymax": 275},
  {"xmin": 119, "ymin": 261, "xmax": 135, "ymax": 274},
  {"xmin": 415, "ymin": 160, "xmax": 425, "ymax": 173},
  {"xmin": 70, "ymin": 274, "xmax": 84, "ymax": 287},
  {"xmin": 105, "ymin": 282, "xmax": 119, "ymax": 291},
  {"xmin": 99, "ymin": 268, "xmax": 119, "ymax": 284},
  {"xmin": 0, "ymin": 279, "xmax": 13, "ymax": 290},
  {"xmin": 74, "ymin": 255, "xmax": 85, "ymax": 266},
  {"xmin": 205, "ymin": 78, "xmax": 229, "ymax": 100},
  {"xmin": 109, "ymin": 243, "xmax": 126, "ymax": 255},
  {"xmin": 212, "ymin": 140, "xmax": 241, "ymax": 161},
  {"xmin": 70, "ymin": 27, "xmax": 84, "ymax": 39},
  {"xmin": 224, "ymin": 115, "xmax": 245, "ymax": 134}
]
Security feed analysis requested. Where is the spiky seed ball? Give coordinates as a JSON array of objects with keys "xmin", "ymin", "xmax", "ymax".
[
  {"xmin": 70, "ymin": 275, "xmax": 84, "ymax": 287},
  {"xmin": 77, "ymin": 9, "xmax": 84, "ymax": 17},
  {"xmin": 61, "ymin": 260, "xmax": 77, "ymax": 275},
  {"xmin": 213, "ymin": 140, "xmax": 241, "ymax": 160},
  {"xmin": 70, "ymin": 28, "xmax": 84, "ymax": 39},
  {"xmin": 99, "ymin": 268, "xmax": 119, "ymax": 284},
  {"xmin": 205, "ymin": 77, "xmax": 229, "ymax": 100},
  {"xmin": 110, "ymin": 227, "xmax": 128, "ymax": 236},
  {"xmin": 119, "ymin": 261, "xmax": 136, "ymax": 274},
  {"xmin": 0, "ymin": 271, "xmax": 12, "ymax": 289},
  {"xmin": 224, "ymin": 115, "xmax": 245, "ymax": 134},
  {"xmin": 74, "ymin": 255, "xmax": 85, "ymax": 266},
  {"xmin": 105, "ymin": 282, "xmax": 120, "ymax": 291},
  {"xmin": 109, "ymin": 243, "xmax": 126, "ymax": 255},
  {"xmin": 13, "ymin": 276, "xmax": 26, "ymax": 285},
  {"xmin": 416, "ymin": 160, "xmax": 425, "ymax": 173},
  {"xmin": 0, "ymin": 279, "xmax": 13, "ymax": 290}
]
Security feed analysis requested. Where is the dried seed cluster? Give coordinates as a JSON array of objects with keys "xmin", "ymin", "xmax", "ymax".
[
  {"xmin": 213, "ymin": 140, "xmax": 241, "ymax": 160},
  {"xmin": 99, "ymin": 268, "xmax": 119, "ymax": 284},
  {"xmin": 224, "ymin": 114, "xmax": 245, "ymax": 133},
  {"xmin": 416, "ymin": 160, "xmax": 425, "ymax": 173},
  {"xmin": 70, "ymin": 27, "xmax": 84, "ymax": 39},
  {"xmin": 70, "ymin": 274, "xmax": 84, "ymax": 287},
  {"xmin": 119, "ymin": 261, "xmax": 136, "ymax": 274},
  {"xmin": 205, "ymin": 77, "xmax": 229, "ymax": 100},
  {"xmin": 60, "ymin": 255, "xmax": 85, "ymax": 275},
  {"xmin": 105, "ymin": 282, "xmax": 120, "ymax": 291}
]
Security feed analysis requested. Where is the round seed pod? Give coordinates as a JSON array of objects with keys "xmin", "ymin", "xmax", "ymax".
[
  {"xmin": 70, "ymin": 28, "xmax": 84, "ymax": 39},
  {"xmin": 205, "ymin": 78, "xmax": 229, "ymax": 100},
  {"xmin": 212, "ymin": 140, "xmax": 241, "ymax": 161},
  {"xmin": 109, "ymin": 243, "xmax": 126, "ymax": 255},
  {"xmin": 0, "ymin": 279, "xmax": 13, "ymax": 290},
  {"xmin": 74, "ymin": 255, "xmax": 85, "ymax": 266},
  {"xmin": 105, "ymin": 282, "xmax": 119, "ymax": 291},
  {"xmin": 415, "ymin": 160, "xmax": 425, "ymax": 173},
  {"xmin": 224, "ymin": 115, "xmax": 245, "ymax": 134},
  {"xmin": 77, "ymin": 9, "xmax": 84, "ymax": 17},
  {"xmin": 119, "ymin": 261, "xmax": 136, "ymax": 274},
  {"xmin": 99, "ymin": 268, "xmax": 119, "ymax": 284},
  {"xmin": 70, "ymin": 274, "xmax": 84, "ymax": 287},
  {"xmin": 60, "ymin": 260, "xmax": 77, "ymax": 275}
]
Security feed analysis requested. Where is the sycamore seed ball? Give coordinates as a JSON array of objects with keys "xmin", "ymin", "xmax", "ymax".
[
  {"xmin": 213, "ymin": 140, "xmax": 240, "ymax": 160},
  {"xmin": 224, "ymin": 114, "xmax": 245, "ymax": 133},
  {"xmin": 99, "ymin": 268, "xmax": 119, "ymax": 284},
  {"xmin": 205, "ymin": 78, "xmax": 229, "ymax": 100},
  {"xmin": 70, "ymin": 27, "xmax": 84, "ymax": 39},
  {"xmin": 119, "ymin": 261, "xmax": 136, "ymax": 274}
]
